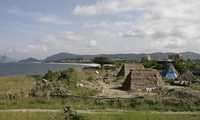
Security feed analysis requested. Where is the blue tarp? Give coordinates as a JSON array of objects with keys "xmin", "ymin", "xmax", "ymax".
[{"xmin": 162, "ymin": 64, "xmax": 178, "ymax": 80}]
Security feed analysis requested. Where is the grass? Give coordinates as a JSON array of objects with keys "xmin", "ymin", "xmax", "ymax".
[
  {"xmin": 0, "ymin": 98, "xmax": 102, "ymax": 110},
  {"xmin": 0, "ymin": 75, "xmax": 200, "ymax": 112},
  {"xmin": 0, "ymin": 76, "xmax": 34, "ymax": 94},
  {"xmin": 0, "ymin": 111, "xmax": 200, "ymax": 120},
  {"xmin": 0, "ymin": 112, "xmax": 64, "ymax": 120},
  {"xmin": 81, "ymin": 111, "xmax": 200, "ymax": 120}
]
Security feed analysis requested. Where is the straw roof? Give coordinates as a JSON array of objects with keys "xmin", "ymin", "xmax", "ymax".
[
  {"xmin": 122, "ymin": 69, "xmax": 163, "ymax": 92},
  {"xmin": 178, "ymin": 70, "xmax": 194, "ymax": 82},
  {"xmin": 117, "ymin": 64, "xmax": 144, "ymax": 77}
]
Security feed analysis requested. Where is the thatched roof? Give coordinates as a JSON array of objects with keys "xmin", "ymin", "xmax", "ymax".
[
  {"xmin": 122, "ymin": 69, "xmax": 163, "ymax": 92},
  {"xmin": 178, "ymin": 70, "xmax": 194, "ymax": 82},
  {"xmin": 117, "ymin": 64, "xmax": 144, "ymax": 77}
]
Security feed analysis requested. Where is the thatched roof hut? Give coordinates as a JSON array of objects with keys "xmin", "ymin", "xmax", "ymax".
[
  {"xmin": 117, "ymin": 64, "xmax": 144, "ymax": 77},
  {"xmin": 122, "ymin": 69, "xmax": 163, "ymax": 92},
  {"xmin": 175, "ymin": 71, "xmax": 194, "ymax": 86}
]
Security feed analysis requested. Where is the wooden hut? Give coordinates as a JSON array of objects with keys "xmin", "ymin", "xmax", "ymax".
[
  {"xmin": 122, "ymin": 69, "xmax": 163, "ymax": 92},
  {"xmin": 117, "ymin": 64, "xmax": 144, "ymax": 77}
]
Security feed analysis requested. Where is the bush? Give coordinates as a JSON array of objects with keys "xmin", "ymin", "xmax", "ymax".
[
  {"xmin": 64, "ymin": 106, "xmax": 84, "ymax": 120},
  {"xmin": 43, "ymin": 70, "xmax": 60, "ymax": 81}
]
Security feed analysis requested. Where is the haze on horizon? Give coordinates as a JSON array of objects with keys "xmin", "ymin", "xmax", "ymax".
[{"xmin": 1, "ymin": 0, "xmax": 200, "ymax": 59}]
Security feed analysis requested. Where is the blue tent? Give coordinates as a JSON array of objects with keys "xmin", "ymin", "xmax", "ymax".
[{"xmin": 162, "ymin": 64, "xmax": 179, "ymax": 80}]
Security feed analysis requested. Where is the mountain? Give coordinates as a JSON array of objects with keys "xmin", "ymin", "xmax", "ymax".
[
  {"xmin": 0, "ymin": 55, "xmax": 15, "ymax": 63},
  {"xmin": 181, "ymin": 52, "xmax": 200, "ymax": 60},
  {"xmin": 109, "ymin": 52, "xmax": 200, "ymax": 60},
  {"xmin": 18, "ymin": 58, "xmax": 41, "ymax": 63},
  {"xmin": 44, "ymin": 52, "xmax": 200, "ymax": 62},
  {"xmin": 44, "ymin": 53, "xmax": 81, "ymax": 62}
]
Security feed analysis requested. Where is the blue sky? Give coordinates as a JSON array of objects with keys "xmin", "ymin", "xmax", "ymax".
[{"xmin": 0, "ymin": 0, "xmax": 200, "ymax": 59}]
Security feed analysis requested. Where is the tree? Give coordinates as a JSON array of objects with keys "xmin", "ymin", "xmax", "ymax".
[
  {"xmin": 143, "ymin": 60, "xmax": 163, "ymax": 70},
  {"xmin": 92, "ymin": 56, "xmax": 113, "ymax": 69},
  {"xmin": 43, "ymin": 70, "xmax": 54, "ymax": 81},
  {"xmin": 43, "ymin": 70, "xmax": 60, "ymax": 81},
  {"xmin": 174, "ymin": 59, "xmax": 188, "ymax": 73}
]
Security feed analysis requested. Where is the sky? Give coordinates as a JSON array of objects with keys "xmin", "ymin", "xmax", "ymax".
[{"xmin": 1, "ymin": 0, "xmax": 200, "ymax": 59}]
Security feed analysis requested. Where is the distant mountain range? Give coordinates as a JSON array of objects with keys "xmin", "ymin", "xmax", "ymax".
[
  {"xmin": 44, "ymin": 53, "xmax": 84, "ymax": 62},
  {"xmin": 18, "ymin": 57, "xmax": 41, "ymax": 63},
  {"xmin": 11, "ymin": 51, "xmax": 200, "ymax": 63},
  {"xmin": 43, "ymin": 52, "xmax": 200, "ymax": 62},
  {"xmin": 0, "ymin": 55, "xmax": 15, "ymax": 63}
]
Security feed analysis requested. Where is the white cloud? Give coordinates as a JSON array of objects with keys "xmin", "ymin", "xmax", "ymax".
[
  {"xmin": 37, "ymin": 15, "xmax": 71, "ymax": 25},
  {"xmin": 74, "ymin": 0, "xmax": 200, "ymax": 52},
  {"xmin": 73, "ymin": 0, "xmax": 200, "ymax": 52},
  {"xmin": 5, "ymin": 0, "xmax": 200, "ymax": 58},
  {"xmin": 88, "ymin": 40, "xmax": 97, "ymax": 47},
  {"xmin": 73, "ymin": 0, "xmax": 147, "ymax": 16}
]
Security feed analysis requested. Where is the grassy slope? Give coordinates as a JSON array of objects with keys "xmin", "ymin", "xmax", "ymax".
[
  {"xmin": 0, "ymin": 76, "xmax": 34, "ymax": 94},
  {"xmin": 0, "ymin": 76, "xmax": 199, "ymax": 112},
  {"xmin": 0, "ymin": 112, "xmax": 64, "ymax": 120},
  {"xmin": 0, "ymin": 75, "xmax": 99, "ymax": 110},
  {"xmin": 0, "ymin": 111, "xmax": 200, "ymax": 120},
  {"xmin": 81, "ymin": 111, "xmax": 200, "ymax": 120}
]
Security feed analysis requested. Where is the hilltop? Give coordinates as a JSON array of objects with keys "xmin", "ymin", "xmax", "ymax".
[
  {"xmin": 0, "ymin": 55, "xmax": 15, "ymax": 63},
  {"xmin": 43, "ymin": 51, "xmax": 200, "ymax": 62},
  {"xmin": 18, "ymin": 57, "xmax": 41, "ymax": 63}
]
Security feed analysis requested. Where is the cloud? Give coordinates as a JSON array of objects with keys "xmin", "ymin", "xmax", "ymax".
[
  {"xmin": 88, "ymin": 40, "xmax": 97, "ymax": 47},
  {"xmin": 4, "ymin": 0, "xmax": 200, "ymax": 58},
  {"xmin": 73, "ymin": 0, "xmax": 147, "ymax": 16},
  {"xmin": 37, "ymin": 15, "xmax": 71, "ymax": 25},
  {"xmin": 73, "ymin": 0, "xmax": 200, "ymax": 52}
]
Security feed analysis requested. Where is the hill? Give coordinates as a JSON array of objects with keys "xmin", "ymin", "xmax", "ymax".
[
  {"xmin": 0, "ymin": 55, "xmax": 15, "ymax": 63},
  {"xmin": 43, "ymin": 52, "xmax": 200, "ymax": 62},
  {"xmin": 18, "ymin": 57, "xmax": 41, "ymax": 63},
  {"xmin": 44, "ymin": 53, "xmax": 82, "ymax": 62}
]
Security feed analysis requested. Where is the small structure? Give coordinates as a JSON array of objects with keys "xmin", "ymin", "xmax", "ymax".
[
  {"xmin": 162, "ymin": 64, "xmax": 179, "ymax": 80},
  {"xmin": 122, "ymin": 69, "xmax": 163, "ymax": 92},
  {"xmin": 175, "ymin": 71, "xmax": 193, "ymax": 86},
  {"xmin": 117, "ymin": 64, "xmax": 144, "ymax": 77}
]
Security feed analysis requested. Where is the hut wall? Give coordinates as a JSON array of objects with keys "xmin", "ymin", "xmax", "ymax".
[
  {"xmin": 122, "ymin": 69, "xmax": 163, "ymax": 92},
  {"xmin": 117, "ymin": 64, "xmax": 144, "ymax": 77}
]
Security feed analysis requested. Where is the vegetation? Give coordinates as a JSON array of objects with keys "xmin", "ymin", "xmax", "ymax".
[
  {"xmin": 31, "ymin": 68, "xmax": 98, "ymax": 98},
  {"xmin": 0, "ymin": 111, "xmax": 200, "ymax": 120},
  {"xmin": 0, "ymin": 76, "xmax": 34, "ymax": 93},
  {"xmin": 143, "ymin": 60, "xmax": 164, "ymax": 70},
  {"xmin": 0, "ymin": 112, "xmax": 64, "ymax": 120},
  {"xmin": 1, "ymin": 61, "xmax": 200, "ymax": 120},
  {"xmin": 81, "ymin": 111, "xmax": 200, "ymax": 120},
  {"xmin": 0, "ymin": 76, "xmax": 35, "ymax": 99},
  {"xmin": 143, "ymin": 59, "xmax": 200, "ymax": 73},
  {"xmin": 92, "ymin": 56, "xmax": 113, "ymax": 68}
]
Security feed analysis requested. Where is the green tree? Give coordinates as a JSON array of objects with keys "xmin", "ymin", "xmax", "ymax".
[
  {"xmin": 92, "ymin": 56, "xmax": 113, "ymax": 69},
  {"xmin": 174, "ymin": 59, "xmax": 188, "ymax": 73},
  {"xmin": 143, "ymin": 60, "xmax": 163, "ymax": 70},
  {"xmin": 43, "ymin": 70, "xmax": 54, "ymax": 81},
  {"xmin": 43, "ymin": 70, "xmax": 60, "ymax": 81}
]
